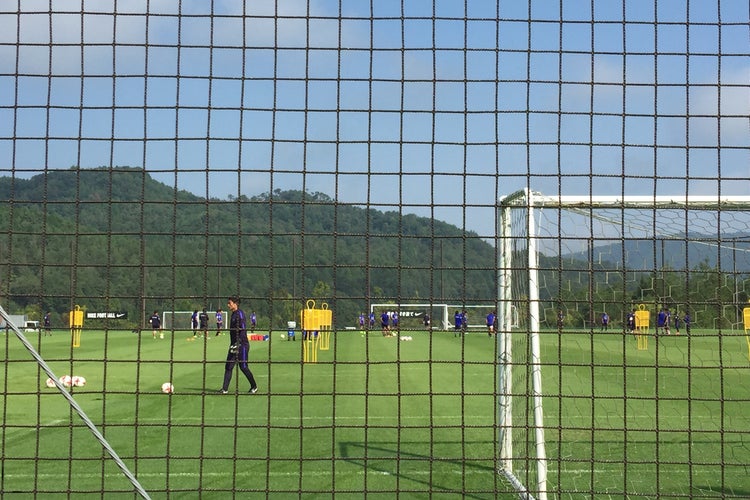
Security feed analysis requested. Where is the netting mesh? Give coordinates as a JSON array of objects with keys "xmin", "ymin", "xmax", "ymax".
[
  {"xmin": 1, "ymin": 1, "xmax": 749, "ymax": 498},
  {"xmin": 499, "ymin": 193, "xmax": 750, "ymax": 499}
]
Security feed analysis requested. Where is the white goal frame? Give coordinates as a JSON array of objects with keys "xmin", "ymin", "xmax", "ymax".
[
  {"xmin": 370, "ymin": 303, "xmax": 448, "ymax": 330},
  {"xmin": 497, "ymin": 188, "xmax": 750, "ymax": 500},
  {"xmin": 161, "ymin": 310, "xmax": 197, "ymax": 331},
  {"xmin": 370, "ymin": 303, "xmax": 506, "ymax": 331}
]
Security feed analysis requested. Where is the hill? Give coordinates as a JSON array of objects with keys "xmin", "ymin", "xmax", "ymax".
[{"xmin": 0, "ymin": 167, "xmax": 497, "ymax": 328}]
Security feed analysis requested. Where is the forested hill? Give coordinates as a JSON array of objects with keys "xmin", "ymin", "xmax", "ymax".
[{"xmin": 0, "ymin": 167, "xmax": 497, "ymax": 327}]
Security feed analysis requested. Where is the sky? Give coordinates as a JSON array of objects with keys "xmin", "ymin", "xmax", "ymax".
[{"xmin": 0, "ymin": 0, "xmax": 749, "ymax": 238}]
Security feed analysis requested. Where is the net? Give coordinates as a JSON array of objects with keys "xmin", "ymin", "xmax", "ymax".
[
  {"xmin": 499, "ymin": 190, "xmax": 750, "ymax": 499},
  {"xmin": 1, "ymin": 1, "xmax": 749, "ymax": 498}
]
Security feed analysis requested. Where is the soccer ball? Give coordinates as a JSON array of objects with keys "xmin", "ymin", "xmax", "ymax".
[
  {"xmin": 45, "ymin": 377, "xmax": 56, "ymax": 388},
  {"xmin": 161, "ymin": 382, "xmax": 174, "ymax": 394},
  {"xmin": 59, "ymin": 375, "xmax": 72, "ymax": 387},
  {"xmin": 280, "ymin": 333, "xmax": 286, "ymax": 340},
  {"xmin": 72, "ymin": 376, "xmax": 86, "ymax": 387}
]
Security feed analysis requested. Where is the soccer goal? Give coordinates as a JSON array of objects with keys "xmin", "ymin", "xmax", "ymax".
[
  {"xmin": 369, "ymin": 303, "xmax": 506, "ymax": 331},
  {"xmin": 161, "ymin": 311, "xmax": 196, "ymax": 331},
  {"xmin": 369, "ymin": 303, "xmax": 447, "ymax": 330},
  {"xmin": 497, "ymin": 188, "xmax": 750, "ymax": 500}
]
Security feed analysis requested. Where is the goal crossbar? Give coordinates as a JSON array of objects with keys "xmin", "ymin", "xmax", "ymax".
[{"xmin": 499, "ymin": 190, "xmax": 750, "ymax": 210}]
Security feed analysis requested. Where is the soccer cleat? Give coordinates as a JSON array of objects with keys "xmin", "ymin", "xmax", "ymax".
[
  {"xmin": 216, "ymin": 389, "xmax": 228, "ymax": 394},
  {"xmin": 249, "ymin": 387, "xmax": 258, "ymax": 394}
]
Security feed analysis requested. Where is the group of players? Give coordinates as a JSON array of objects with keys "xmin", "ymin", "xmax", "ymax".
[
  {"xmin": 148, "ymin": 299, "xmax": 259, "ymax": 395},
  {"xmin": 358, "ymin": 309, "xmax": 498, "ymax": 338},
  {"xmin": 147, "ymin": 308, "xmax": 258, "ymax": 340},
  {"xmin": 624, "ymin": 308, "xmax": 691, "ymax": 335}
]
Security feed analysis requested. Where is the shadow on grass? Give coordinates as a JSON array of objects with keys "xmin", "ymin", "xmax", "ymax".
[{"xmin": 339, "ymin": 440, "xmax": 499, "ymax": 499}]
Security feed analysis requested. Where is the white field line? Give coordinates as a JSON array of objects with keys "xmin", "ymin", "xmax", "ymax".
[
  {"xmin": 5, "ymin": 412, "xmax": 733, "ymax": 431},
  {"xmin": 2, "ymin": 464, "xmax": 722, "ymax": 482}
]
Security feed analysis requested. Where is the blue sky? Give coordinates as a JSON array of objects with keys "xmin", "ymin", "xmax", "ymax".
[{"xmin": 1, "ymin": 0, "xmax": 749, "ymax": 237}]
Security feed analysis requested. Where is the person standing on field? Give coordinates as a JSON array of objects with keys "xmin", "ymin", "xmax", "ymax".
[
  {"xmin": 454, "ymin": 310, "xmax": 462, "ymax": 337},
  {"xmin": 626, "ymin": 309, "xmax": 636, "ymax": 334},
  {"xmin": 486, "ymin": 310, "xmax": 496, "ymax": 337},
  {"xmin": 149, "ymin": 310, "xmax": 162, "ymax": 339},
  {"xmin": 215, "ymin": 308, "xmax": 224, "ymax": 336},
  {"xmin": 601, "ymin": 312, "xmax": 609, "ymax": 331},
  {"xmin": 43, "ymin": 311, "xmax": 52, "ymax": 336},
  {"xmin": 199, "ymin": 309, "xmax": 210, "ymax": 339},
  {"xmin": 217, "ymin": 297, "xmax": 258, "ymax": 394},
  {"xmin": 191, "ymin": 310, "xmax": 199, "ymax": 338},
  {"xmin": 380, "ymin": 310, "xmax": 390, "ymax": 336},
  {"xmin": 250, "ymin": 311, "xmax": 257, "ymax": 332},
  {"xmin": 656, "ymin": 308, "xmax": 667, "ymax": 335}
]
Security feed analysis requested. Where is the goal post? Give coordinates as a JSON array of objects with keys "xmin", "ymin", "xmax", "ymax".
[
  {"xmin": 497, "ymin": 188, "xmax": 750, "ymax": 500},
  {"xmin": 498, "ymin": 189, "xmax": 547, "ymax": 500}
]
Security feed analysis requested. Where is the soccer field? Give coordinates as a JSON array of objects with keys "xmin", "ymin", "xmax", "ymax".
[{"xmin": 2, "ymin": 328, "xmax": 749, "ymax": 499}]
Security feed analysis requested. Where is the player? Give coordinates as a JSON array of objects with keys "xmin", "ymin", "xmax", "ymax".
[
  {"xmin": 626, "ymin": 309, "xmax": 636, "ymax": 334},
  {"xmin": 683, "ymin": 312, "xmax": 691, "ymax": 334},
  {"xmin": 380, "ymin": 310, "xmax": 390, "ymax": 336},
  {"xmin": 250, "ymin": 311, "xmax": 257, "ymax": 333},
  {"xmin": 149, "ymin": 310, "xmax": 162, "ymax": 339},
  {"xmin": 43, "ymin": 311, "xmax": 52, "ymax": 336},
  {"xmin": 199, "ymin": 309, "xmax": 210, "ymax": 339},
  {"xmin": 486, "ymin": 310, "xmax": 496, "ymax": 337},
  {"xmin": 461, "ymin": 310, "xmax": 468, "ymax": 335},
  {"xmin": 423, "ymin": 312, "xmax": 430, "ymax": 330},
  {"xmin": 390, "ymin": 311, "xmax": 399, "ymax": 332},
  {"xmin": 215, "ymin": 308, "xmax": 224, "ymax": 336},
  {"xmin": 656, "ymin": 308, "xmax": 667, "ymax": 335},
  {"xmin": 358, "ymin": 312, "xmax": 365, "ymax": 331},
  {"xmin": 601, "ymin": 312, "xmax": 609, "ymax": 332},
  {"xmin": 369, "ymin": 311, "xmax": 375, "ymax": 329},
  {"xmin": 454, "ymin": 310, "xmax": 462, "ymax": 337},
  {"xmin": 191, "ymin": 310, "xmax": 199, "ymax": 337},
  {"xmin": 557, "ymin": 310, "xmax": 565, "ymax": 330},
  {"xmin": 217, "ymin": 296, "xmax": 258, "ymax": 395},
  {"xmin": 663, "ymin": 309, "xmax": 671, "ymax": 335},
  {"xmin": 673, "ymin": 311, "xmax": 681, "ymax": 335}
]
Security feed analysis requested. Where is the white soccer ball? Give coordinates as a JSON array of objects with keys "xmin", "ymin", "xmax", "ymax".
[
  {"xmin": 280, "ymin": 333, "xmax": 286, "ymax": 340},
  {"xmin": 59, "ymin": 375, "xmax": 72, "ymax": 387},
  {"xmin": 161, "ymin": 382, "xmax": 174, "ymax": 394},
  {"xmin": 45, "ymin": 377, "xmax": 56, "ymax": 388},
  {"xmin": 72, "ymin": 376, "xmax": 86, "ymax": 387}
]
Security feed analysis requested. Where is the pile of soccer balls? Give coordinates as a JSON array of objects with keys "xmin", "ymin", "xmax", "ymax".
[
  {"xmin": 46, "ymin": 375, "xmax": 86, "ymax": 388},
  {"xmin": 399, "ymin": 336, "xmax": 413, "ymax": 341},
  {"xmin": 44, "ymin": 375, "xmax": 174, "ymax": 394}
]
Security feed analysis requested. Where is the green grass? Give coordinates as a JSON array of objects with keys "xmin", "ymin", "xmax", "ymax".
[
  {"xmin": 1, "ymin": 328, "xmax": 749, "ymax": 499},
  {"xmin": 539, "ymin": 328, "xmax": 750, "ymax": 500}
]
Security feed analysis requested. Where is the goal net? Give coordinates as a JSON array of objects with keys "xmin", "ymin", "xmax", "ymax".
[
  {"xmin": 161, "ymin": 311, "xmax": 196, "ymax": 331},
  {"xmin": 370, "ymin": 303, "xmax": 504, "ymax": 331},
  {"xmin": 498, "ymin": 189, "xmax": 750, "ymax": 499}
]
